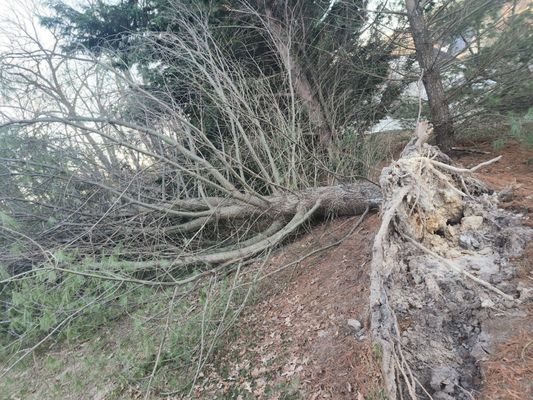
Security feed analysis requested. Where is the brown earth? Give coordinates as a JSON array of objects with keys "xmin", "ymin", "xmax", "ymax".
[
  {"xmin": 453, "ymin": 140, "xmax": 533, "ymax": 400},
  {"xmin": 191, "ymin": 214, "xmax": 384, "ymax": 399}
]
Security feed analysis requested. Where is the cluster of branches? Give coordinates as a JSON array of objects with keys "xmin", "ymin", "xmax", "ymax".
[
  {"xmin": 0, "ymin": 2, "xmax": 386, "ymax": 284},
  {"xmin": 0, "ymin": 3, "xmax": 388, "ymax": 386},
  {"xmin": 41, "ymin": 0, "xmax": 409, "ymax": 147}
]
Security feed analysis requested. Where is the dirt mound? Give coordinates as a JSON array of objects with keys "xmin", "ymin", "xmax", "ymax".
[
  {"xmin": 457, "ymin": 141, "xmax": 533, "ymax": 400},
  {"xmin": 370, "ymin": 129, "xmax": 532, "ymax": 399}
]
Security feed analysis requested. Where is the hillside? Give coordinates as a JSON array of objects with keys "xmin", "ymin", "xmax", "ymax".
[{"xmin": 3, "ymin": 138, "xmax": 531, "ymax": 400}]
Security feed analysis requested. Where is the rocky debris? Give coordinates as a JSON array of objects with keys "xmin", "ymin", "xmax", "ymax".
[
  {"xmin": 461, "ymin": 215, "xmax": 484, "ymax": 230},
  {"xmin": 458, "ymin": 233, "xmax": 480, "ymax": 249},
  {"xmin": 347, "ymin": 319, "xmax": 367, "ymax": 342},
  {"xmin": 430, "ymin": 366, "xmax": 459, "ymax": 399},
  {"xmin": 517, "ymin": 282, "xmax": 533, "ymax": 302},
  {"xmin": 497, "ymin": 186, "xmax": 516, "ymax": 202},
  {"xmin": 392, "ymin": 198, "xmax": 530, "ymax": 399},
  {"xmin": 370, "ymin": 131, "xmax": 532, "ymax": 400}
]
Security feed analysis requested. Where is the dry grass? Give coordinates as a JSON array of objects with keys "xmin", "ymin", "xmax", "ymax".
[{"xmin": 481, "ymin": 327, "xmax": 533, "ymax": 399}]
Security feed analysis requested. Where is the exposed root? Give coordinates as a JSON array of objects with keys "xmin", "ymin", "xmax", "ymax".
[
  {"xmin": 403, "ymin": 235, "xmax": 516, "ymax": 302},
  {"xmin": 370, "ymin": 122, "xmax": 532, "ymax": 399}
]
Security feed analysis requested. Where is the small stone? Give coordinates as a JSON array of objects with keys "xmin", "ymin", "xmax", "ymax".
[
  {"xmin": 430, "ymin": 366, "xmax": 459, "ymax": 394},
  {"xmin": 517, "ymin": 283, "xmax": 533, "ymax": 302},
  {"xmin": 458, "ymin": 234, "xmax": 480, "ymax": 249},
  {"xmin": 496, "ymin": 281, "xmax": 515, "ymax": 293},
  {"xmin": 498, "ymin": 187, "xmax": 515, "ymax": 202},
  {"xmin": 503, "ymin": 299, "xmax": 517, "ymax": 309},
  {"xmin": 468, "ymin": 262, "xmax": 481, "ymax": 271},
  {"xmin": 461, "ymin": 216, "xmax": 484, "ymax": 230},
  {"xmin": 347, "ymin": 319, "xmax": 362, "ymax": 332},
  {"xmin": 481, "ymin": 299, "xmax": 495, "ymax": 308},
  {"xmin": 471, "ymin": 341, "xmax": 490, "ymax": 360}
]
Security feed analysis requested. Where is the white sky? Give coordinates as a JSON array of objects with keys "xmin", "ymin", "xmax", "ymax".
[
  {"xmin": 0, "ymin": 0, "xmax": 88, "ymax": 51},
  {"xmin": 0, "ymin": 0, "xmax": 53, "ymax": 50},
  {"xmin": 0, "ymin": 0, "xmax": 396, "ymax": 50}
]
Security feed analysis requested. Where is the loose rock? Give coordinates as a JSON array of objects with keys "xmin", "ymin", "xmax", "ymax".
[{"xmin": 347, "ymin": 319, "xmax": 362, "ymax": 332}]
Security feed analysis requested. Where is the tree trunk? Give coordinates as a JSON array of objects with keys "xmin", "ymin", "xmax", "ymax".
[
  {"xmin": 162, "ymin": 182, "xmax": 382, "ymax": 234},
  {"xmin": 263, "ymin": 7, "xmax": 333, "ymax": 146},
  {"xmin": 405, "ymin": 0, "xmax": 455, "ymax": 151}
]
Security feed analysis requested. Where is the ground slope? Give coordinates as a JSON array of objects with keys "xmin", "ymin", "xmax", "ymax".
[
  {"xmin": 456, "ymin": 141, "xmax": 533, "ymax": 400},
  {"xmin": 193, "ymin": 140, "xmax": 533, "ymax": 400},
  {"xmin": 192, "ymin": 214, "xmax": 383, "ymax": 399},
  {"xmin": 2, "ymin": 140, "xmax": 531, "ymax": 399}
]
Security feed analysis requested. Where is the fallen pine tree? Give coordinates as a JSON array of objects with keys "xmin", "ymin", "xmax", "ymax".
[
  {"xmin": 1, "ymin": 6, "xmax": 531, "ymax": 396},
  {"xmin": 0, "ymin": 11, "xmax": 383, "ymax": 278},
  {"xmin": 0, "ymin": 11, "xmax": 392, "ymax": 385}
]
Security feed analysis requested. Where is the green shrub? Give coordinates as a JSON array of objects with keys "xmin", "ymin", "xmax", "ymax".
[
  {"xmin": 1, "ymin": 257, "xmax": 154, "ymax": 353},
  {"xmin": 133, "ymin": 274, "xmax": 253, "ymax": 394},
  {"xmin": 492, "ymin": 137, "xmax": 507, "ymax": 151},
  {"xmin": 1, "ymin": 257, "xmax": 255, "ymax": 396},
  {"xmin": 508, "ymin": 110, "xmax": 533, "ymax": 147}
]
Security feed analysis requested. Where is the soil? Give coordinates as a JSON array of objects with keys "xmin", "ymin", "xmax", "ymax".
[
  {"xmin": 453, "ymin": 140, "xmax": 533, "ymax": 400},
  {"xmin": 192, "ymin": 214, "xmax": 384, "ymax": 399}
]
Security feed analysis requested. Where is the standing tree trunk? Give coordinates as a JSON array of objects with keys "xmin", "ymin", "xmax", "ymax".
[
  {"xmin": 405, "ymin": 0, "xmax": 455, "ymax": 151},
  {"xmin": 263, "ymin": 6, "xmax": 333, "ymax": 146}
]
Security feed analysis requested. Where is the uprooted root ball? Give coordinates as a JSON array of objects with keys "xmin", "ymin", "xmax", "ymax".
[{"xmin": 371, "ymin": 125, "xmax": 532, "ymax": 400}]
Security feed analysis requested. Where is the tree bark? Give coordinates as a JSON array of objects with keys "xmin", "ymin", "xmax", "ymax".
[
  {"xmin": 405, "ymin": 0, "xmax": 455, "ymax": 151},
  {"xmin": 263, "ymin": 6, "xmax": 333, "ymax": 146},
  {"xmin": 163, "ymin": 182, "xmax": 382, "ymax": 233}
]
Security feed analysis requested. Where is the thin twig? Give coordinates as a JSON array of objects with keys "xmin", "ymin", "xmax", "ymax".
[{"xmin": 144, "ymin": 286, "xmax": 180, "ymax": 400}]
